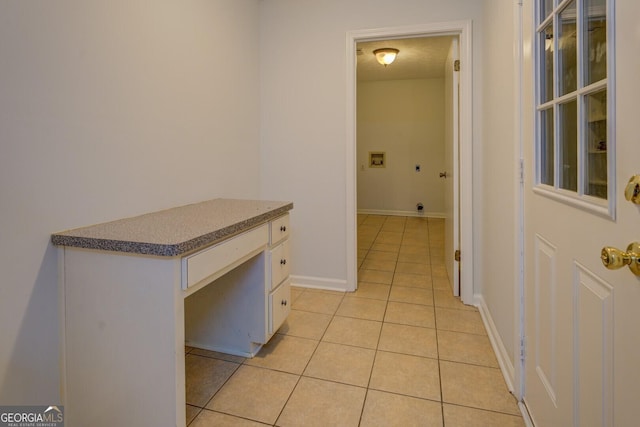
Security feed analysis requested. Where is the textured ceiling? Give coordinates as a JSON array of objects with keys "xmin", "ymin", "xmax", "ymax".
[{"xmin": 357, "ymin": 36, "xmax": 456, "ymax": 82}]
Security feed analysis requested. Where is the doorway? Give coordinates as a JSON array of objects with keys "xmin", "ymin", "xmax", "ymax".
[
  {"xmin": 346, "ymin": 22, "xmax": 473, "ymax": 304},
  {"xmin": 356, "ymin": 35, "xmax": 458, "ymax": 293}
]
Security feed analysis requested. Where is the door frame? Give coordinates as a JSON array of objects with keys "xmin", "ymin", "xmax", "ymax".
[
  {"xmin": 513, "ymin": 0, "xmax": 526, "ymax": 406},
  {"xmin": 345, "ymin": 20, "xmax": 474, "ymax": 304}
]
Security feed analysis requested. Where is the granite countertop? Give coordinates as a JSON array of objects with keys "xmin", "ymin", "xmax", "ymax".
[{"xmin": 51, "ymin": 199, "xmax": 293, "ymax": 257}]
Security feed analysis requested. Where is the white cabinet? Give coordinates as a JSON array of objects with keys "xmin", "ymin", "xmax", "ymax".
[
  {"xmin": 267, "ymin": 214, "xmax": 291, "ymax": 333},
  {"xmin": 184, "ymin": 213, "xmax": 292, "ymax": 353},
  {"xmin": 53, "ymin": 199, "xmax": 292, "ymax": 427}
]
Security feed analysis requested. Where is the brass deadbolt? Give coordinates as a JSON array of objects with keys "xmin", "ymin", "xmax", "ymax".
[{"xmin": 624, "ymin": 175, "xmax": 640, "ymax": 204}]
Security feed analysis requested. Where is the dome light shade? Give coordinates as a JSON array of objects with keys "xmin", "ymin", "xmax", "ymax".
[{"xmin": 373, "ymin": 48, "xmax": 399, "ymax": 66}]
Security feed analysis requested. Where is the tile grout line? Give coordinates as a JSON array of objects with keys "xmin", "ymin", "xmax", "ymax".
[
  {"xmin": 357, "ymin": 214, "xmax": 391, "ymax": 427},
  {"xmin": 357, "ymin": 215, "xmax": 398, "ymax": 427},
  {"xmin": 186, "ymin": 355, "xmax": 244, "ymax": 426},
  {"xmin": 271, "ymin": 289, "xmax": 346, "ymax": 426},
  {"xmin": 425, "ymin": 219, "xmax": 449, "ymax": 426}
]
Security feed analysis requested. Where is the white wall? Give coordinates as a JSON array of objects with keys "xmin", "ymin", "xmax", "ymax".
[
  {"xmin": 259, "ymin": 0, "xmax": 484, "ymax": 288},
  {"xmin": 0, "ymin": 0, "xmax": 521, "ymax": 405},
  {"xmin": 0, "ymin": 0, "xmax": 261, "ymax": 404},
  {"xmin": 357, "ymin": 79, "xmax": 446, "ymax": 217},
  {"xmin": 477, "ymin": 0, "xmax": 518, "ymax": 377}
]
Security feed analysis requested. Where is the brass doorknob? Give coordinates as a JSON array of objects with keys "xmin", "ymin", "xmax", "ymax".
[
  {"xmin": 625, "ymin": 175, "xmax": 640, "ymax": 204},
  {"xmin": 601, "ymin": 242, "xmax": 640, "ymax": 276}
]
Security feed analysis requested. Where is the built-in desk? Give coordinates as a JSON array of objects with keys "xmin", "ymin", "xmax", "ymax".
[{"xmin": 52, "ymin": 199, "xmax": 293, "ymax": 427}]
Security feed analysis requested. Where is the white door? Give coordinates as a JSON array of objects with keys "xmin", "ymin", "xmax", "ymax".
[
  {"xmin": 444, "ymin": 38, "xmax": 460, "ymax": 296},
  {"xmin": 522, "ymin": 0, "xmax": 640, "ymax": 426}
]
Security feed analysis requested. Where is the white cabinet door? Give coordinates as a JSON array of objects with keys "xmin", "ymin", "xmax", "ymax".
[
  {"xmin": 270, "ymin": 214, "xmax": 290, "ymax": 245},
  {"xmin": 269, "ymin": 240, "xmax": 291, "ymax": 290},
  {"xmin": 270, "ymin": 279, "xmax": 291, "ymax": 335}
]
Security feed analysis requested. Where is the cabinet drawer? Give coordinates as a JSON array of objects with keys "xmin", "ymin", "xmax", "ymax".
[
  {"xmin": 269, "ymin": 240, "xmax": 290, "ymax": 290},
  {"xmin": 270, "ymin": 214, "xmax": 290, "ymax": 245},
  {"xmin": 182, "ymin": 224, "xmax": 268, "ymax": 290},
  {"xmin": 269, "ymin": 279, "xmax": 291, "ymax": 335}
]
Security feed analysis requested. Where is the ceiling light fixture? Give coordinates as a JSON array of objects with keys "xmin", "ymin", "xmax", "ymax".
[{"xmin": 373, "ymin": 48, "xmax": 399, "ymax": 66}]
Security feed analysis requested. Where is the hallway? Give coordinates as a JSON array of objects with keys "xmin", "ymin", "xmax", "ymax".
[{"xmin": 184, "ymin": 215, "xmax": 524, "ymax": 426}]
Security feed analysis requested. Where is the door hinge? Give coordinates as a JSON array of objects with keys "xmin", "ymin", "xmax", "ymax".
[
  {"xmin": 519, "ymin": 159, "xmax": 524, "ymax": 184},
  {"xmin": 454, "ymin": 60, "xmax": 460, "ymax": 71},
  {"xmin": 454, "ymin": 250, "xmax": 461, "ymax": 262},
  {"xmin": 520, "ymin": 336, "xmax": 526, "ymax": 362}
]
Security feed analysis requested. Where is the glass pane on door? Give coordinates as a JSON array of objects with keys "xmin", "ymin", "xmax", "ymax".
[
  {"xmin": 585, "ymin": 90, "xmax": 607, "ymax": 198},
  {"xmin": 540, "ymin": 107, "xmax": 555, "ymax": 186},
  {"xmin": 534, "ymin": 0, "xmax": 612, "ymax": 211},
  {"xmin": 559, "ymin": 100, "xmax": 577, "ymax": 191},
  {"xmin": 559, "ymin": 0, "xmax": 577, "ymax": 95},
  {"xmin": 585, "ymin": 0, "xmax": 607, "ymax": 84},
  {"xmin": 541, "ymin": 24, "xmax": 555, "ymax": 103},
  {"xmin": 543, "ymin": 0, "xmax": 555, "ymax": 21}
]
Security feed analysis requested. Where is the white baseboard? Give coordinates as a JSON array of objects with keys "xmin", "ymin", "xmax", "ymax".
[
  {"xmin": 475, "ymin": 294, "xmax": 516, "ymax": 393},
  {"xmin": 290, "ymin": 275, "xmax": 349, "ymax": 292},
  {"xmin": 357, "ymin": 209, "xmax": 445, "ymax": 219}
]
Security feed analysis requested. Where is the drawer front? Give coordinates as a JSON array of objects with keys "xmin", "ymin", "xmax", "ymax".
[
  {"xmin": 270, "ymin": 214, "xmax": 290, "ymax": 245},
  {"xmin": 269, "ymin": 240, "xmax": 290, "ymax": 290},
  {"xmin": 182, "ymin": 224, "xmax": 269, "ymax": 289},
  {"xmin": 269, "ymin": 279, "xmax": 291, "ymax": 335}
]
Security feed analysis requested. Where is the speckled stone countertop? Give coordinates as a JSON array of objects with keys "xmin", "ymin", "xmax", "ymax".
[{"xmin": 51, "ymin": 199, "xmax": 293, "ymax": 257}]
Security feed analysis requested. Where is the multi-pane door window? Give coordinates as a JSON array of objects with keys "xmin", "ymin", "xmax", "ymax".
[{"xmin": 536, "ymin": 0, "xmax": 612, "ymax": 211}]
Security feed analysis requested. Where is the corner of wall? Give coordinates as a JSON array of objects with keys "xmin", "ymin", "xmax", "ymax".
[
  {"xmin": 290, "ymin": 275, "xmax": 350, "ymax": 292},
  {"xmin": 474, "ymin": 294, "xmax": 516, "ymax": 392}
]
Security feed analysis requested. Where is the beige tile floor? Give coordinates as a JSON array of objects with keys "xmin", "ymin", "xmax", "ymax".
[{"xmin": 185, "ymin": 215, "xmax": 525, "ymax": 426}]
